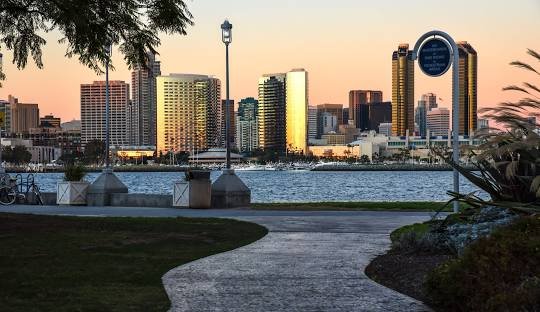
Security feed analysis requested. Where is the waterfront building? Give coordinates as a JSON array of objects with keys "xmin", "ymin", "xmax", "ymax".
[
  {"xmin": 285, "ymin": 69, "xmax": 308, "ymax": 154},
  {"xmin": 392, "ymin": 44, "xmax": 415, "ymax": 136},
  {"xmin": 221, "ymin": 99, "xmax": 236, "ymax": 148},
  {"xmin": 236, "ymin": 97, "xmax": 259, "ymax": 152},
  {"xmin": 39, "ymin": 114, "xmax": 61, "ymax": 128},
  {"xmin": 368, "ymin": 101, "xmax": 392, "ymax": 131},
  {"xmin": 258, "ymin": 74, "xmax": 286, "ymax": 153},
  {"xmin": 80, "ymin": 80, "xmax": 129, "ymax": 147},
  {"xmin": 457, "ymin": 42, "xmax": 478, "ymax": 136},
  {"xmin": 309, "ymin": 130, "xmax": 481, "ymax": 160},
  {"xmin": 26, "ymin": 127, "xmax": 81, "ymax": 157},
  {"xmin": 308, "ymin": 106, "xmax": 318, "ymax": 140},
  {"xmin": 7, "ymin": 95, "xmax": 39, "ymax": 135},
  {"xmin": 348, "ymin": 90, "xmax": 383, "ymax": 130},
  {"xmin": 129, "ymin": 52, "xmax": 161, "ymax": 146},
  {"xmin": 427, "ymin": 108, "xmax": 450, "ymax": 136},
  {"xmin": 156, "ymin": 74, "xmax": 221, "ymax": 154},
  {"xmin": 378, "ymin": 122, "xmax": 392, "ymax": 137}
]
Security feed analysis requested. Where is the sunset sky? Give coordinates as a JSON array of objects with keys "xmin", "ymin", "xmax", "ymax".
[{"xmin": 0, "ymin": 0, "xmax": 539, "ymax": 121}]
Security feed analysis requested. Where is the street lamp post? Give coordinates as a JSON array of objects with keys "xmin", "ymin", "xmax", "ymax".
[
  {"xmin": 87, "ymin": 42, "xmax": 128, "ymax": 205},
  {"xmin": 221, "ymin": 20, "xmax": 232, "ymax": 169},
  {"xmin": 211, "ymin": 20, "xmax": 251, "ymax": 208},
  {"xmin": 104, "ymin": 43, "xmax": 112, "ymax": 172}
]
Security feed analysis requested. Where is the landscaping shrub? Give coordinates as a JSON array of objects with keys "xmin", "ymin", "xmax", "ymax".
[
  {"xmin": 64, "ymin": 164, "xmax": 87, "ymax": 181},
  {"xmin": 425, "ymin": 216, "xmax": 540, "ymax": 312}
]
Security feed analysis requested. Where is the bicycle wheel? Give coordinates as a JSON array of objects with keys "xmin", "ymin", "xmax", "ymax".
[
  {"xmin": 0, "ymin": 186, "xmax": 16, "ymax": 205},
  {"xmin": 30, "ymin": 184, "xmax": 43, "ymax": 205}
]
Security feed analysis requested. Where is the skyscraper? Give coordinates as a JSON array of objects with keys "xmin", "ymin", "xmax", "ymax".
[
  {"xmin": 392, "ymin": 44, "xmax": 415, "ymax": 136},
  {"xmin": 368, "ymin": 101, "xmax": 392, "ymax": 131},
  {"xmin": 258, "ymin": 74, "xmax": 286, "ymax": 153},
  {"xmin": 457, "ymin": 42, "xmax": 478, "ymax": 136},
  {"xmin": 308, "ymin": 106, "xmax": 318, "ymax": 140},
  {"xmin": 130, "ymin": 52, "xmax": 161, "ymax": 146},
  {"xmin": 415, "ymin": 101, "xmax": 427, "ymax": 137},
  {"xmin": 427, "ymin": 108, "xmax": 450, "ymax": 136},
  {"xmin": 316, "ymin": 103, "xmax": 344, "ymax": 137},
  {"xmin": 423, "ymin": 93, "xmax": 438, "ymax": 110},
  {"xmin": 156, "ymin": 74, "xmax": 221, "ymax": 154},
  {"xmin": 221, "ymin": 99, "xmax": 235, "ymax": 148},
  {"xmin": 285, "ymin": 69, "xmax": 308, "ymax": 154},
  {"xmin": 236, "ymin": 97, "xmax": 259, "ymax": 152},
  {"xmin": 80, "ymin": 81, "xmax": 129, "ymax": 147},
  {"xmin": 349, "ymin": 90, "xmax": 383, "ymax": 130}
]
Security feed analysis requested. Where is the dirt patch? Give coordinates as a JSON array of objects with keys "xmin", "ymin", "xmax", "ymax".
[{"xmin": 365, "ymin": 250, "xmax": 454, "ymax": 304}]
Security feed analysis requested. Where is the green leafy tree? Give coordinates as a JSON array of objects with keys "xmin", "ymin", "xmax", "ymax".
[
  {"xmin": 12, "ymin": 145, "xmax": 31, "ymax": 164},
  {"xmin": 84, "ymin": 140, "xmax": 105, "ymax": 165},
  {"xmin": 1, "ymin": 146, "xmax": 13, "ymax": 163},
  {"xmin": 0, "ymin": 0, "xmax": 193, "ymax": 86},
  {"xmin": 359, "ymin": 154, "xmax": 370, "ymax": 163}
]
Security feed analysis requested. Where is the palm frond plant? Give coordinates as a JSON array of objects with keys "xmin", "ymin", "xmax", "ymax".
[{"xmin": 436, "ymin": 49, "xmax": 540, "ymax": 214}]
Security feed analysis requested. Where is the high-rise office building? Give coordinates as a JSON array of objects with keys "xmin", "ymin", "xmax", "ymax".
[
  {"xmin": 285, "ymin": 69, "xmax": 308, "ymax": 154},
  {"xmin": 258, "ymin": 74, "xmax": 286, "ymax": 153},
  {"xmin": 478, "ymin": 118, "xmax": 489, "ymax": 130},
  {"xmin": 258, "ymin": 69, "xmax": 308, "ymax": 154},
  {"xmin": 392, "ymin": 44, "xmax": 415, "ymax": 136},
  {"xmin": 39, "ymin": 114, "xmax": 61, "ymax": 128},
  {"xmin": 349, "ymin": 90, "xmax": 383, "ymax": 130},
  {"xmin": 378, "ymin": 122, "xmax": 392, "ymax": 137},
  {"xmin": 427, "ymin": 108, "xmax": 450, "ymax": 136},
  {"xmin": 308, "ymin": 106, "xmax": 318, "ymax": 140},
  {"xmin": 0, "ymin": 99, "xmax": 11, "ymax": 134},
  {"xmin": 423, "ymin": 93, "xmax": 438, "ymax": 110},
  {"xmin": 80, "ymin": 81, "xmax": 129, "ymax": 147},
  {"xmin": 316, "ymin": 103, "xmax": 343, "ymax": 137},
  {"xmin": 221, "ymin": 99, "xmax": 236, "ymax": 148},
  {"xmin": 457, "ymin": 42, "xmax": 478, "ymax": 136},
  {"xmin": 321, "ymin": 112, "xmax": 338, "ymax": 134},
  {"xmin": 236, "ymin": 97, "xmax": 258, "ymax": 152},
  {"xmin": 368, "ymin": 101, "xmax": 392, "ymax": 131},
  {"xmin": 7, "ymin": 95, "xmax": 39, "ymax": 135},
  {"xmin": 415, "ymin": 101, "xmax": 427, "ymax": 137},
  {"xmin": 156, "ymin": 74, "xmax": 221, "ymax": 154},
  {"xmin": 130, "ymin": 52, "xmax": 161, "ymax": 146}
]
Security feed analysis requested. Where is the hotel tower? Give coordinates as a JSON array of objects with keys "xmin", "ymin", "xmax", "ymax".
[{"xmin": 391, "ymin": 44, "xmax": 415, "ymax": 136}]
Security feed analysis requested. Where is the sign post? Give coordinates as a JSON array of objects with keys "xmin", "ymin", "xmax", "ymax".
[{"xmin": 413, "ymin": 31, "xmax": 460, "ymax": 213}]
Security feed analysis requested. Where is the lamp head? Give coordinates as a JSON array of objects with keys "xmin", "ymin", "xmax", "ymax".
[{"xmin": 221, "ymin": 20, "xmax": 232, "ymax": 44}]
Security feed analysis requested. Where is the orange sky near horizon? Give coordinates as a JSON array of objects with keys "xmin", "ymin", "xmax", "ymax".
[{"xmin": 0, "ymin": 0, "xmax": 539, "ymax": 122}]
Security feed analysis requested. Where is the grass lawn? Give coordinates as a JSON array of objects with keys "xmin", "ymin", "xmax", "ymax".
[
  {"xmin": 252, "ymin": 201, "xmax": 464, "ymax": 211},
  {"xmin": 0, "ymin": 213, "xmax": 267, "ymax": 312}
]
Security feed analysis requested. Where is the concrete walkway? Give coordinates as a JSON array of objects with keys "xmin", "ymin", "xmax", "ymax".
[{"xmin": 0, "ymin": 205, "xmax": 432, "ymax": 311}]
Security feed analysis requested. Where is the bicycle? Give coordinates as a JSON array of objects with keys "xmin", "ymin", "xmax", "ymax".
[{"xmin": 0, "ymin": 173, "xmax": 43, "ymax": 205}]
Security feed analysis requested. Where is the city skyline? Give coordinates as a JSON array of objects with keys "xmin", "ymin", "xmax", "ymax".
[{"xmin": 0, "ymin": 0, "xmax": 539, "ymax": 121}]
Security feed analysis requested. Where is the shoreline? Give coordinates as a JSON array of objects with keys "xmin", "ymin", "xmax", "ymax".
[{"xmin": 6, "ymin": 163, "xmax": 471, "ymax": 173}]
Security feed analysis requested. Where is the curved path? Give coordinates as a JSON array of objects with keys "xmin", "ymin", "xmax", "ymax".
[{"xmin": 0, "ymin": 206, "xmax": 432, "ymax": 311}]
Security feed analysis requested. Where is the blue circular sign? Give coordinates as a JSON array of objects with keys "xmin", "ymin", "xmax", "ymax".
[{"xmin": 418, "ymin": 38, "xmax": 452, "ymax": 77}]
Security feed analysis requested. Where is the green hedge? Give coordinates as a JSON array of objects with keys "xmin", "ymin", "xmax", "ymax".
[{"xmin": 426, "ymin": 216, "xmax": 540, "ymax": 311}]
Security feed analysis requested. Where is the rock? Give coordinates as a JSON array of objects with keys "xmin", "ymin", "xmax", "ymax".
[{"xmin": 443, "ymin": 206, "xmax": 517, "ymax": 254}]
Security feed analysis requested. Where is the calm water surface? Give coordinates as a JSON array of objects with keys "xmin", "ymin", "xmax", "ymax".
[{"xmin": 26, "ymin": 171, "xmax": 481, "ymax": 203}]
